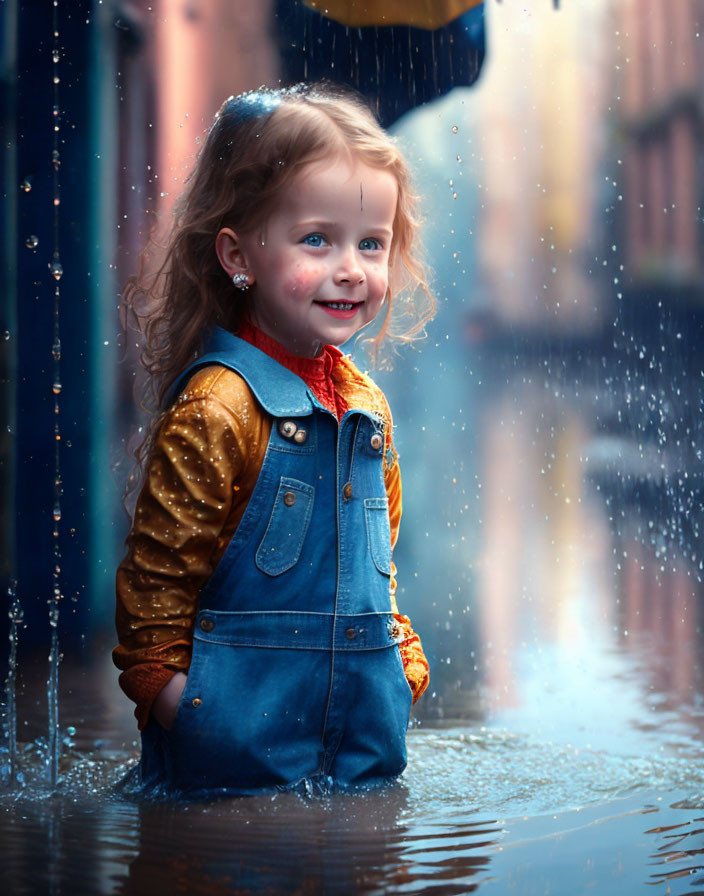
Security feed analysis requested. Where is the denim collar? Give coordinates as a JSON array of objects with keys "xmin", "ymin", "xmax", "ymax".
[{"xmin": 168, "ymin": 326, "xmax": 317, "ymax": 417}]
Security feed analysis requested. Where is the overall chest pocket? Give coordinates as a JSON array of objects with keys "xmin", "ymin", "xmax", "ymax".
[
  {"xmin": 364, "ymin": 497, "xmax": 392, "ymax": 576},
  {"xmin": 255, "ymin": 477, "xmax": 315, "ymax": 576}
]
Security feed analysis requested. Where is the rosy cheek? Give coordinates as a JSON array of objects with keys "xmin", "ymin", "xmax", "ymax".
[
  {"xmin": 368, "ymin": 273, "xmax": 389, "ymax": 303},
  {"xmin": 283, "ymin": 263, "xmax": 323, "ymax": 297}
]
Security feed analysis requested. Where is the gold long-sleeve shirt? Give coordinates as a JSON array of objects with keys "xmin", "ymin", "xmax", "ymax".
[{"xmin": 114, "ymin": 332, "xmax": 429, "ymax": 729}]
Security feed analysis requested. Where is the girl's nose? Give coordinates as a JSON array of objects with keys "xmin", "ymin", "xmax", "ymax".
[{"xmin": 333, "ymin": 250, "xmax": 365, "ymax": 286}]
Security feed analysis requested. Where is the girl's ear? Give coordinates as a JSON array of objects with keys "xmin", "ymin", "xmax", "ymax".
[{"xmin": 215, "ymin": 228, "xmax": 255, "ymax": 286}]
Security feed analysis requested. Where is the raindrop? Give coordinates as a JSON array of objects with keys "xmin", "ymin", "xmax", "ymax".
[
  {"xmin": 52, "ymin": 50, "xmax": 60, "ymax": 63},
  {"xmin": 50, "ymin": 258, "xmax": 63, "ymax": 280},
  {"xmin": 52, "ymin": 340, "xmax": 61, "ymax": 361},
  {"xmin": 53, "ymin": 506, "xmax": 61, "ymax": 522},
  {"xmin": 52, "ymin": 150, "xmax": 61, "ymax": 170},
  {"xmin": 451, "ymin": 125, "xmax": 458, "ymax": 133},
  {"xmin": 52, "ymin": 382, "xmax": 62, "ymax": 395},
  {"xmin": 20, "ymin": 178, "xmax": 32, "ymax": 193},
  {"xmin": 25, "ymin": 235, "xmax": 39, "ymax": 249}
]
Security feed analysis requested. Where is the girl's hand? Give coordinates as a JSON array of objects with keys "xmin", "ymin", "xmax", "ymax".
[{"xmin": 152, "ymin": 671, "xmax": 188, "ymax": 730}]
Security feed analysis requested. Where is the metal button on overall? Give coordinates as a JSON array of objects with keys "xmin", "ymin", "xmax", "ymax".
[
  {"xmin": 293, "ymin": 429, "xmax": 307, "ymax": 444},
  {"xmin": 370, "ymin": 432, "xmax": 383, "ymax": 451},
  {"xmin": 343, "ymin": 482, "xmax": 353, "ymax": 500},
  {"xmin": 345, "ymin": 628, "xmax": 356, "ymax": 640},
  {"xmin": 200, "ymin": 617, "xmax": 215, "ymax": 632},
  {"xmin": 279, "ymin": 420, "xmax": 297, "ymax": 438},
  {"xmin": 283, "ymin": 491, "xmax": 296, "ymax": 506},
  {"xmin": 192, "ymin": 698, "xmax": 202, "ymax": 707}
]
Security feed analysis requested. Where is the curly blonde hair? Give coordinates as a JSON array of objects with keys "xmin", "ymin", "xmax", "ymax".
[{"xmin": 125, "ymin": 83, "xmax": 434, "ymax": 420}]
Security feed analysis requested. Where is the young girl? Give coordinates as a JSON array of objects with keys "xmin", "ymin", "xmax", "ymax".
[{"xmin": 114, "ymin": 84, "xmax": 433, "ymax": 797}]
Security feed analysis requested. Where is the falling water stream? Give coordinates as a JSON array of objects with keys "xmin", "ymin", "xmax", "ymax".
[
  {"xmin": 48, "ymin": 0, "xmax": 64, "ymax": 792},
  {"xmin": 3, "ymin": 0, "xmax": 65, "ymax": 796}
]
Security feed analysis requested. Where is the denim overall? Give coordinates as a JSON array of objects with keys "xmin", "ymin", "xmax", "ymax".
[{"xmin": 140, "ymin": 327, "xmax": 413, "ymax": 797}]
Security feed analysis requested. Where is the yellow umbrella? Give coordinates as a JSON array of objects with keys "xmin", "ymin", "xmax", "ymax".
[{"xmin": 302, "ymin": 0, "xmax": 483, "ymax": 30}]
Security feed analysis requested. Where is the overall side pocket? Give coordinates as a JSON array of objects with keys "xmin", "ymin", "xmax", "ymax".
[
  {"xmin": 255, "ymin": 477, "xmax": 315, "ymax": 576},
  {"xmin": 364, "ymin": 497, "xmax": 392, "ymax": 575}
]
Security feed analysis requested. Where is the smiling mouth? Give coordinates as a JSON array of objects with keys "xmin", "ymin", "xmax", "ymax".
[{"xmin": 315, "ymin": 301, "xmax": 361, "ymax": 311}]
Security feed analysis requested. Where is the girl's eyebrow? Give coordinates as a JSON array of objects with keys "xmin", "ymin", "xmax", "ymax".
[
  {"xmin": 293, "ymin": 219, "xmax": 334, "ymax": 230},
  {"xmin": 294, "ymin": 219, "xmax": 394, "ymax": 237}
]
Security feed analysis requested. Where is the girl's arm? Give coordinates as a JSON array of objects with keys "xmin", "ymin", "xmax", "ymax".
[
  {"xmin": 114, "ymin": 380, "xmax": 257, "ymax": 729},
  {"xmin": 383, "ymin": 408, "xmax": 430, "ymax": 705}
]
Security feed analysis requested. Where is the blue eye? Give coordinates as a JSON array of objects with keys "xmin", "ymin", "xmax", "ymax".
[
  {"xmin": 359, "ymin": 237, "xmax": 382, "ymax": 251},
  {"xmin": 302, "ymin": 233, "xmax": 325, "ymax": 247}
]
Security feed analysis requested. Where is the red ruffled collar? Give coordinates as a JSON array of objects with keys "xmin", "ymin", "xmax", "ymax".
[{"xmin": 237, "ymin": 319, "xmax": 341, "ymax": 381}]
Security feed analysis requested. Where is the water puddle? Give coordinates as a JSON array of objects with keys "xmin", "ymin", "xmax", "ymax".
[{"xmin": 2, "ymin": 710, "xmax": 703, "ymax": 895}]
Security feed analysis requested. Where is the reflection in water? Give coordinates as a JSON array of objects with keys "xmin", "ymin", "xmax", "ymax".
[
  {"xmin": 122, "ymin": 789, "xmax": 414, "ymax": 895},
  {"xmin": 118, "ymin": 787, "xmax": 500, "ymax": 896},
  {"xmin": 478, "ymin": 376, "xmax": 612, "ymax": 717},
  {"xmin": 472, "ymin": 366, "xmax": 704, "ymax": 758}
]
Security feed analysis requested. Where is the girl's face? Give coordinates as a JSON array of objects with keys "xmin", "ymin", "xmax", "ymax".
[{"xmin": 235, "ymin": 157, "xmax": 398, "ymax": 357}]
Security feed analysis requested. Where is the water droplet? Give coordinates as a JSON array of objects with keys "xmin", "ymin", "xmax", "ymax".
[
  {"xmin": 20, "ymin": 178, "xmax": 32, "ymax": 193},
  {"xmin": 53, "ymin": 506, "xmax": 61, "ymax": 521},
  {"xmin": 52, "ymin": 340, "xmax": 61, "ymax": 360},
  {"xmin": 50, "ymin": 259, "xmax": 63, "ymax": 280},
  {"xmin": 52, "ymin": 50, "xmax": 60, "ymax": 63},
  {"xmin": 52, "ymin": 382, "xmax": 62, "ymax": 395},
  {"xmin": 451, "ymin": 125, "xmax": 458, "ymax": 134},
  {"xmin": 52, "ymin": 150, "xmax": 61, "ymax": 170},
  {"xmin": 66, "ymin": 726, "xmax": 76, "ymax": 736},
  {"xmin": 25, "ymin": 235, "xmax": 39, "ymax": 249}
]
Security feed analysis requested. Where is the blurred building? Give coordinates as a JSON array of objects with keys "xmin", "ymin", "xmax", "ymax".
[
  {"xmin": 616, "ymin": 0, "xmax": 704, "ymax": 308},
  {"xmin": 591, "ymin": 0, "xmax": 704, "ymax": 548}
]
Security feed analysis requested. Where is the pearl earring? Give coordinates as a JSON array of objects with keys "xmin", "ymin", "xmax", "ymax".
[{"xmin": 232, "ymin": 272, "xmax": 250, "ymax": 290}]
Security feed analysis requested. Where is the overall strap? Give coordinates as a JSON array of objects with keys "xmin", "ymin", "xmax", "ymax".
[{"xmin": 166, "ymin": 326, "xmax": 317, "ymax": 417}]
